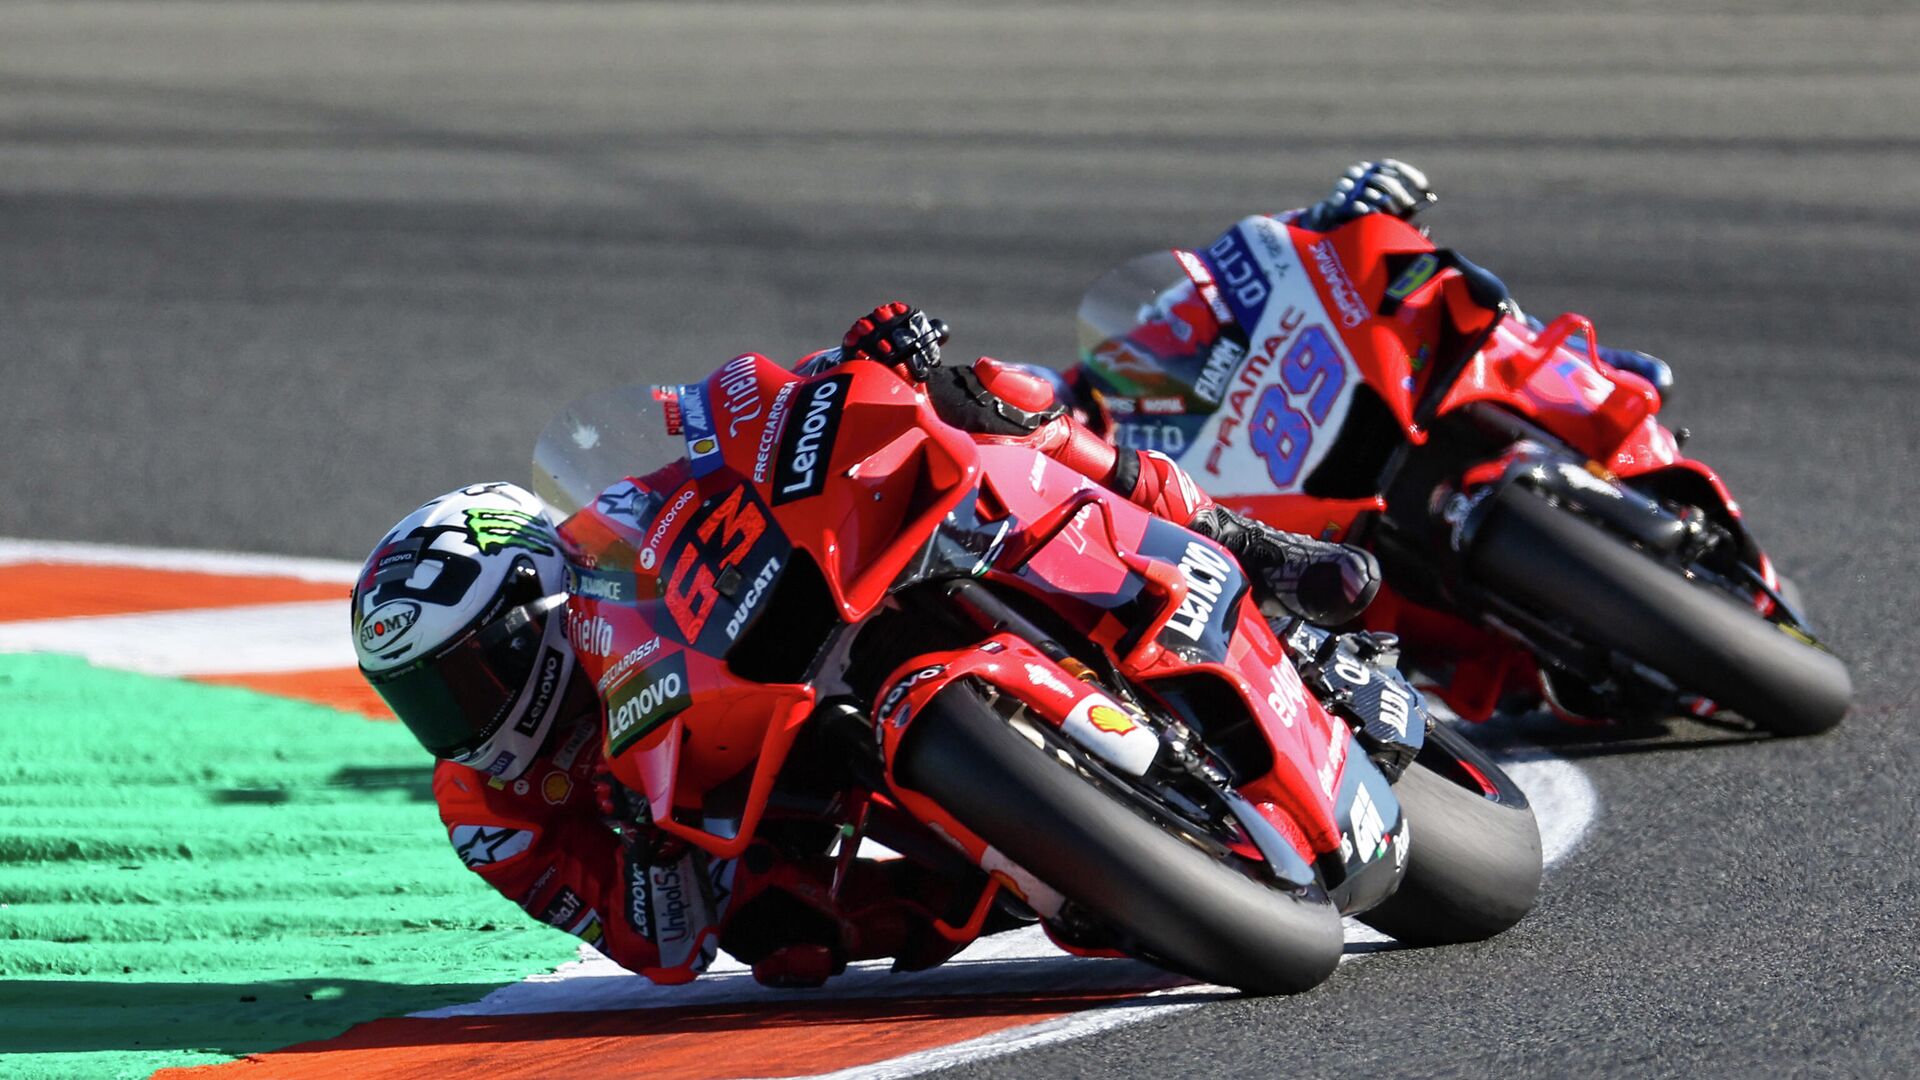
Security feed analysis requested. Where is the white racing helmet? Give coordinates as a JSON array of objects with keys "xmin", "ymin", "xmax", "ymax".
[{"xmin": 351, "ymin": 482, "xmax": 578, "ymax": 781}]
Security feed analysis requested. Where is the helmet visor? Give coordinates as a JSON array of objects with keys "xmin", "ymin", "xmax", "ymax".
[{"xmin": 368, "ymin": 594, "xmax": 565, "ymax": 764}]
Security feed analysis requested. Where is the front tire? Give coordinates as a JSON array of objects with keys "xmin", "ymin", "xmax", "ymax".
[
  {"xmin": 1357, "ymin": 722, "xmax": 1543, "ymax": 945},
  {"xmin": 1467, "ymin": 485, "xmax": 1850, "ymax": 736},
  {"xmin": 895, "ymin": 682, "xmax": 1345, "ymax": 995}
]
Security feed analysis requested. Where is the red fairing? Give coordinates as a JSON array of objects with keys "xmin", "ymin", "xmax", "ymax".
[
  {"xmin": 1247, "ymin": 213, "xmax": 1769, "ymax": 717},
  {"xmin": 960, "ymin": 442, "xmax": 1357, "ymax": 852},
  {"xmin": 1432, "ymin": 312, "xmax": 1663, "ymax": 463},
  {"xmin": 872, "ymin": 625, "xmax": 1348, "ymax": 883},
  {"xmin": 543, "ymin": 347, "xmax": 1371, "ymax": 981},
  {"xmin": 1286, "ymin": 214, "xmax": 1677, "ymax": 466}
]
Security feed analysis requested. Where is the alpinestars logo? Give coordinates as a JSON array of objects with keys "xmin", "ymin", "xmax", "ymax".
[
  {"xmin": 772, "ymin": 374, "xmax": 850, "ymax": 504},
  {"xmin": 450, "ymin": 825, "xmax": 533, "ymax": 868},
  {"xmin": 1164, "ymin": 541, "xmax": 1235, "ymax": 642},
  {"xmin": 595, "ymin": 480, "xmax": 663, "ymax": 533}
]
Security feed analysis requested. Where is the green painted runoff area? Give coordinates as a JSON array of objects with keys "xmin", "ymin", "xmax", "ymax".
[{"xmin": 0, "ymin": 654, "xmax": 581, "ymax": 1079}]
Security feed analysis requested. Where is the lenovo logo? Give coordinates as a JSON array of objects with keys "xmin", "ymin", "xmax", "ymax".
[
  {"xmin": 1164, "ymin": 541, "xmax": 1235, "ymax": 642},
  {"xmin": 771, "ymin": 375, "xmax": 850, "ymax": 504}
]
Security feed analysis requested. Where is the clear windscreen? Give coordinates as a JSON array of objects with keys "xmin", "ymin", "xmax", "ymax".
[
  {"xmin": 531, "ymin": 383, "xmax": 685, "ymax": 518},
  {"xmin": 1075, "ymin": 250, "xmax": 1205, "ymax": 369}
]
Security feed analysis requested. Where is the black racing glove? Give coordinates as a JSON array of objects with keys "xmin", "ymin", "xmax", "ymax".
[
  {"xmin": 843, "ymin": 302, "xmax": 950, "ymax": 382},
  {"xmin": 1189, "ymin": 505, "xmax": 1382, "ymax": 625},
  {"xmin": 1298, "ymin": 159, "xmax": 1437, "ymax": 231}
]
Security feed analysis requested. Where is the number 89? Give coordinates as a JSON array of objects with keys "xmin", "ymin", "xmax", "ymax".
[{"xmin": 1249, "ymin": 326, "xmax": 1346, "ymax": 489}]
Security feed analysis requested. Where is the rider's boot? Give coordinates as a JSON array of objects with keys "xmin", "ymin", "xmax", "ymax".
[{"xmin": 1188, "ymin": 506, "xmax": 1382, "ymax": 625}]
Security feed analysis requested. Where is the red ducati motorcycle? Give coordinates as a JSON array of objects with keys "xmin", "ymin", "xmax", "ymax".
[
  {"xmin": 529, "ymin": 351, "xmax": 1541, "ymax": 994},
  {"xmin": 1077, "ymin": 214, "xmax": 1850, "ymax": 734}
]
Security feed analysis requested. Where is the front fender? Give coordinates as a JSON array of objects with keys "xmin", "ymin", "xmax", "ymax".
[
  {"xmin": 872, "ymin": 635, "xmax": 1160, "ymax": 916},
  {"xmin": 873, "ymin": 634, "xmax": 1160, "ymax": 787}
]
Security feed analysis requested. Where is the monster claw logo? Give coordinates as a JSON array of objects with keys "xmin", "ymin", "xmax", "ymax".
[{"xmin": 464, "ymin": 508, "xmax": 556, "ymax": 556}]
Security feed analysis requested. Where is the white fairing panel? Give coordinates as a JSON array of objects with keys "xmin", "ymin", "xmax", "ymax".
[{"xmin": 1185, "ymin": 216, "xmax": 1361, "ymax": 499}]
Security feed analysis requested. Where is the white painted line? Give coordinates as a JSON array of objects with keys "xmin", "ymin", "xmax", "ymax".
[
  {"xmin": 1506, "ymin": 750, "xmax": 1599, "ymax": 869},
  {"xmin": 798, "ymin": 986, "xmax": 1220, "ymax": 1080},
  {"xmin": 419, "ymin": 744, "xmax": 1596, "ymax": 1031},
  {"xmin": 415, "ymin": 928, "xmax": 1184, "ymax": 1019},
  {"xmin": 0, "ymin": 537, "xmax": 361, "ymax": 583},
  {"xmin": 0, "ymin": 536, "xmax": 1599, "ymax": 1080},
  {"xmin": 0, "ymin": 600, "xmax": 354, "ymax": 675},
  {"xmin": 794, "ymin": 743, "xmax": 1597, "ymax": 1080}
]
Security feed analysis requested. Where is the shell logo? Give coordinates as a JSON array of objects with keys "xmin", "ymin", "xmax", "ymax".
[
  {"xmin": 1086, "ymin": 703, "xmax": 1137, "ymax": 736},
  {"xmin": 691, "ymin": 437, "xmax": 719, "ymax": 456},
  {"xmin": 542, "ymin": 771, "xmax": 573, "ymax": 805}
]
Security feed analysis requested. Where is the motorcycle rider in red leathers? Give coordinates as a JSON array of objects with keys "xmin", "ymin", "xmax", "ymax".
[
  {"xmin": 352, "ymin": 268, "xmax": 1388, "ymax": 990},
  {"xmin": 1064, "ymin": 159, "xmax": 1674, "ymax": 428}
]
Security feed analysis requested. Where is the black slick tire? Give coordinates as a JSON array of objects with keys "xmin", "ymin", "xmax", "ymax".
[
  {"xmin": 1356, "ymin": 723, "xmax": 1542, "ymax": 945},
  {"xmin": 1467, "ymin": 485, "xmax": 1850, "ymax": 736},
  {"xmin": 895, "ymin": 682, "xmax": 1344, "ymax": 995}
]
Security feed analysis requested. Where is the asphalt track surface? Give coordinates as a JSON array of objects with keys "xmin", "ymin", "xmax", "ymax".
[{"xmin": 3, "ymin": 3, "xmax": 1916, "ymax": 1076}]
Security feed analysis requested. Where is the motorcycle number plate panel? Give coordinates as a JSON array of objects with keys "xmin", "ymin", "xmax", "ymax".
[
  {"xmin": 1191, "ymin": 217, "xmax": 1363, "ymax": 499},
  {"xmin": 656, "ymin": 483, "xmax": 790, "ymax": 655}
]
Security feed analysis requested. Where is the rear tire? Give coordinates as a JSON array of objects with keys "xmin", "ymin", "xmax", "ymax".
[
  {"xmin": 1468, "ymin": 485, "xmax": 1850, "ymax": 736},
  {"xmin": 1357, "ymin": 724, "xmax": 1542, "ymax": 945},
  {"xmin": 896, "ymin": 682, "xmax": 1344, "ymax": 995}
]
